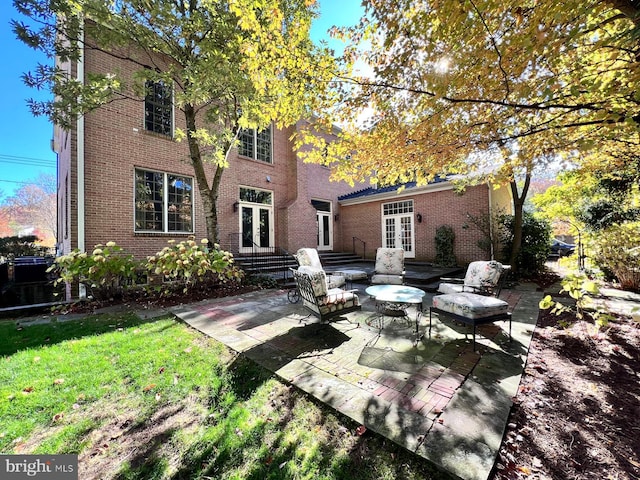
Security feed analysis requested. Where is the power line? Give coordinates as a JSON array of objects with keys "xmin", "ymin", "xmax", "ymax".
[
  {"xmin": 0, "ymin": 153, "xmax": 56, "ymax": 168},
  {"xmin": 0, "ymin": 179, "xmax": 54, "ymax": 186}
]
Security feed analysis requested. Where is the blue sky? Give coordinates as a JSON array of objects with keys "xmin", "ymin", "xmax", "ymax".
[{"xmin": 0, "ymin": 1, "xmax": 362, "ymax": 199}]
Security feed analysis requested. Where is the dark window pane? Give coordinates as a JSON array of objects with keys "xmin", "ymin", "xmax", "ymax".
[{"xmin": 144, "ymin": 80, "xmax": 173, "ymax": 136}]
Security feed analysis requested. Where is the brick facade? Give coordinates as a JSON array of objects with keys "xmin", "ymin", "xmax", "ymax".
[{"xmin": 55, "ymin": 33, "xmax": 512, "ymax": 266}]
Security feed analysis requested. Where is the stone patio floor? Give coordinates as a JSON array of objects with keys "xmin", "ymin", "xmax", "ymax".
[{"xmin": 170, "ymin": 282, "xmax": 542, "ymax": 480}]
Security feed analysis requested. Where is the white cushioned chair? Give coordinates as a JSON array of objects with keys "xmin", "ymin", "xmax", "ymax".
[
  {"xmin": 437, "ymin": 260, "xmax": 508, "ymax": 297},
  {"xmin": 294, "ymin": 248, "xmax": 346, "ymax": 289},
  {"xmin": 291, "ymin": 268, "xmax": 361, "ymax": 322},
  {"xmin": 370, "ymin": 247, "xmax": 405, "ymax": 285}
]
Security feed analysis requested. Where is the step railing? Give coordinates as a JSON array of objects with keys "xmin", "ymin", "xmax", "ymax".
[{"xmin": 352, "ymin": 236, "xmax": 366, "ymax": 259}]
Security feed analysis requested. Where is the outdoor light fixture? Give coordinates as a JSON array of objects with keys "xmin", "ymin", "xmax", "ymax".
[
  {"xmin": 334, "ymin": 214, "xmax": 340, "ymax": 222},
  {"xmin": 416, "ymin": 213, "xmax": 423, "ymax": 223},
  {"xmin": 233, "ymin": 201, "xmax": 239, "ymax": 212}
]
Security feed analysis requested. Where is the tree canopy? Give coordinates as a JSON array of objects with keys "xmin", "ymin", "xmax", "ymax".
[
  {"xmin": 297, "ymin": 0, "xmax": 639, "ymax": 268},
  {"xmin": 309, "ymin": 0, "xmax": 639, "ymax": 188},
  {"xmin": 13, "ymin": 0, "xmax": 337, "ymax": 242}
]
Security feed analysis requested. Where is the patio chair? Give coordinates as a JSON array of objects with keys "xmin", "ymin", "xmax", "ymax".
[
  {"xmin": 370, "ymin": 247, "xmax": 405, "ymax": 285},
  {"xmin": 437, "ymin": 260, "xmax": 509, "ymax": 297},
  {"xmin": 291, "ymin": 268, "xmax": 361, "ymax": 322},
  {"xmin": 294, "ymin": 248, "xmax": 346, "ymax": 289}
]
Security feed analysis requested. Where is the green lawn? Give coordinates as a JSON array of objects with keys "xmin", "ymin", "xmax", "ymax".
[{"xmin": 0, "ymin": 312, "xmax": 452, "ymax": 479}]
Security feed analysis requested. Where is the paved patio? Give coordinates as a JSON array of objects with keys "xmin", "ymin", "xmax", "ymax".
[{"xmin": 170, "ymin": 280, "xmax": 542, "ymax": 480}]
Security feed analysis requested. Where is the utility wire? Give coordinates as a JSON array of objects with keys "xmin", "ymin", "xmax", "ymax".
[{"xmin": 0, "ymin": 153, "xmax": 56, "ymax": 168}]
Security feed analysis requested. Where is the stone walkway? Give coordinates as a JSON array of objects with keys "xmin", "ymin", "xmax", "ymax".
[{"xmin": 170, "ymin": 282, "xmax": 542, "ymax": 480}]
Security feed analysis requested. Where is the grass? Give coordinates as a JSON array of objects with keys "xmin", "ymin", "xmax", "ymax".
[{"xmin": 0, "ymin": 312, "xmax": 453, "ymax": 480}]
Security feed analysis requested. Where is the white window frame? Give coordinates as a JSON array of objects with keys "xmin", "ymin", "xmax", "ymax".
[{"xmin": 238, "ymin": 125, "xmax": 273, "ymax": 163}]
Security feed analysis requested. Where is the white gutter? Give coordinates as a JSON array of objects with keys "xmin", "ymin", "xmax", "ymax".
[{"xmin": 77, "ymin": 23, "xmax": 86, "ymax": 297}]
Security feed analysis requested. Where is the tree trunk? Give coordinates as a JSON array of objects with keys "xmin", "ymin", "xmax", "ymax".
[
  {"xmin": 183, "ymin": 104, "xmax": 220, "ymax": 244},
  {"xmin": 508, "ymin": 173, "xmax": 531, "ymax": 273}
]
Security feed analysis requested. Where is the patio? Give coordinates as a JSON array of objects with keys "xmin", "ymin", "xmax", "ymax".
[{"xmin": 171, "ymin": 276, "xmax": 541, "ymax": 480}]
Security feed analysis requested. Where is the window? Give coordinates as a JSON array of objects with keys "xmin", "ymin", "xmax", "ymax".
[
  {"xmin": 135, "ymin": 169, "xmax": 193, "ymax": 233},
  {"xmin": 144, "ymin": 80, "xmax": 173, "ymax": 136},
  {"xmin": 238, "ymin": 125, "xmax": 272, "ymax": 163}
]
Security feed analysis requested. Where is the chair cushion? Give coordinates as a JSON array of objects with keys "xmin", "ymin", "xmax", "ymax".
[
  {"xmin": 374, "ymin": 248, "xmax": 404, "ymax": 274},
  {"xmin": 333, "ymin": 269, "xmax": 368, "ymax": 281},
  {"xmin": 464, "ymin": 261, "xmax": 503, "ymax": 288},
  {"xmin": 438, "ymin": 283, "xmax": 476, "ymax": 295},
  {"xmin": 432, "ymin": 292, "xmax": 508, "ymax": 319},
  {"xmin": 295, "ymin": 248, "xmax": 323, "ymax": 270},
  {"xmin": 371, "ymin": 274, "xmax": 403, "ymax": 285},
  {"xmin": 317, "ymin": 289, "xmax": 360, "ymax": 315},
  {"xmin": 298, "ymin": 266, "xmax": 328, "ymax": 296}
]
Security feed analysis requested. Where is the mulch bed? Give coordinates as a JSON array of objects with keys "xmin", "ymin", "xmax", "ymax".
[{"xmin": 493, "ymin": 293, "xmax": 640, "ymax": 479}]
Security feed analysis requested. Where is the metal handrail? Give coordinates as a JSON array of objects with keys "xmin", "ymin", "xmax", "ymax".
[{"xmin": 352, "ymin": 236, "xmax": 366, "ymax": 259}]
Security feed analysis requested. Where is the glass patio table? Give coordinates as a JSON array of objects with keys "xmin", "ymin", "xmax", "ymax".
[{"xmin": 365, "ymin": 285, "xmax": 426, "ymax": 343}]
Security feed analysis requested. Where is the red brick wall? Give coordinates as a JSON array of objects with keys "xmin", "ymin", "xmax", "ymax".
[
  {"xmin": 340, "ymin": 184, "xmax": 494, "ymax": 265},
  {"xmin": 66, "ymin": 44, "xmax": 363, "ymax": 259}
]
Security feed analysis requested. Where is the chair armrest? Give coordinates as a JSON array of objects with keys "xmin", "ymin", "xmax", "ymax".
[{"xmin": 439, "ymin": 277, "xmax": 464, "ymax": 283}]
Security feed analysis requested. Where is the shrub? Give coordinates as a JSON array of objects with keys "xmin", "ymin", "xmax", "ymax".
[
  {"xmin": 0, "ymin": 235, "xmax": 50, "ymax": 258},
  {"xmin": 501, "ymin": 212, "xmax": 551, "ymax": 277},
  {"xmin": 146, "ymin": 238, "xmax": 243, "ymax": 294},
  {"xmin": 540, "ymin": 272, "xmax": 614, "ymax": 332},
  {"xmin": 590, "ymin": 222, "xmax": 640, "ymax": 292},
  {"xmin": 48, "ymin": 242, "xmax": 141, "ymax": 300},
  {"xmin": 435, "ymin": 225, "xmax": 456, "ymax": 266}
]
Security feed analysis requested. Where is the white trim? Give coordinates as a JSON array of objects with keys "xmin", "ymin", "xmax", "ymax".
[
  {"xmin": 77, "ymin": 23, "xmax": 86, "ymax": 297},
  {"xmin": 339, "ymin": 181, "xmax": 454, "ymax": 206}
]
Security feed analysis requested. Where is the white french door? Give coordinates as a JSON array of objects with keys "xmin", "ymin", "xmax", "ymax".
[{"xmin": 382, "ymin": 201, "xmax": 415, "ymax": 258}]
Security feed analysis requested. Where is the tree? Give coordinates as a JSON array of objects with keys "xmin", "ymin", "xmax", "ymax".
[
  {"xmin": 301, "ymin": 0, "xmax": 640, "ymax": 271},
  {"xmin": 5, "ymin": 174, "xmax": 57, "ymax": 246},
  {"xmin": 13, "ymin": 0, "xmax": 337, "ymax": 243}
]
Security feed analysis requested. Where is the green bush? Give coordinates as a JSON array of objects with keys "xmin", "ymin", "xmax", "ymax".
[
  {"xmin": 501, "ymin": 212, "xmax": 552, "ymax": 276},
  {"xmin": 0, "ymin": 235, "xmax": 50, "ymax": 258},
  {"xmin": 48, "ymin": 242, "xmax": 141, "ymax": 300},
  {"xmin": 590, "ymin": 222, "xmax": 640, "ymax": 292},
  {"xmin": 435, "ymin": 225, "xmax": 456, "ymax": 266},
  {"xmin": 146, "ymin": 238, "xmax": 243, "ymax": 294}
]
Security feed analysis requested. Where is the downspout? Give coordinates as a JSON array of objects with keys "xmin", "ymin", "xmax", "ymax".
[{"xmin": 77, "ymin": 23, "xmax": 86, "ymax": 297}]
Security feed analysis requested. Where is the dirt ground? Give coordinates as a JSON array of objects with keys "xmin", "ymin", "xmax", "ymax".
[{"xmin": 493, "ymin": 279, "xmax": 640, "ymax": 480}]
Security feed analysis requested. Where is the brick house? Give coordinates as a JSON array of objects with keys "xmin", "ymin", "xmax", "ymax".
[
  {"xmin": 53, "ymin": 31, "xmax": 511, "ymax": 266},
  {"xmin": 338, "ymin": 181, "xmax": 512, "ymax": 265},
  {"xmin": 53, "ymin": 36, "xmax": 365, "ymax": 261}
]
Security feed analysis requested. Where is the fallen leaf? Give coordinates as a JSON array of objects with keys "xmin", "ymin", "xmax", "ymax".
[
  {"xmin": 52, "ymin": 413, "xmax": 64, "ymax": 422},
  {"xmin": 265, "ymin": 455, "xmax": 273, "ymax": 465},
  {"xmin": 155, "ymin": 393, "xmax": 161, "ymax": 401},
  {"xmin": 53, "ymin": 378, "xmax": 65, "ymax": 385},
  {"xmin": 158, "ymin": 367, "xmax": 165, "ymax": 374},
  {"xmin": 517, "ymin": 465, "xmax": 532, "ymax": 475},
  {"xmin": 355, "ymin": 425, "xmax": 367, "ymax": 436},
  {"xmin": 143, "ymin": 384, "xmax": 156, "ymax": 392},
  {"xmin": 22, "ymin": 386, "xmax": 34, "ymax": 393},
  {"xmin": 184, "ymin": 347, "xmax": 192, "ymax": 353},
  {"xmin": 33, "ymin": 356, "xmax": 41, "ymax": 363}
]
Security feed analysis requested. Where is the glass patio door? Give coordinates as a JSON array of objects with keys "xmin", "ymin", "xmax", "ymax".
[
  {"xmin": 382, "ymin": 200, "xmax": 415, "ymax": 258},
  {"xmin": 239, "ymin": 187, "xmax": 274, "ymax": 254}
]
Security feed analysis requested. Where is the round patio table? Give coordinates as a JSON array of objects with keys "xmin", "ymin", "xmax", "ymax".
[{"xmin": 365, "ymin": 285, "xmax": 425, "ymax": 343}]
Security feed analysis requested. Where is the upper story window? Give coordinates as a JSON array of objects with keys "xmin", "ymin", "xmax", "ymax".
[
  {"xmin": 238, "ymin": 125, "xmax": 272, "ymax": 163},
  {"xmin": 144, "ymin": 80, "xmax": 173, "ymax": 136},
  {"xmin": 135, "ymin": 168, "xmax": 193, "ymax": 233}
]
